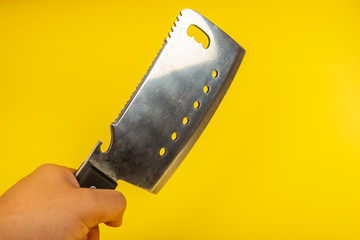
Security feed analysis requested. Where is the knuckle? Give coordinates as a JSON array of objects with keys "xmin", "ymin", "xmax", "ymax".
[
  {"xmin": 36, "ymin": 163, "xmax": 55, "ymax": 172},
  {"xmin": 114, "ymin": 191, "xmax": 126, "ymax": 204},
  {"xmin": 38, "ymin": 163, "xmax": 52, "ymax": 169},
  {"xmin": 109, "ymin": 191, "xmax": 126, "ymax": 212}
]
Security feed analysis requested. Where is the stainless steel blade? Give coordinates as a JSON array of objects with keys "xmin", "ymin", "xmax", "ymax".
[{"xmin": 80, "ymin": 9, "xmax": 245, "ymax": 193}]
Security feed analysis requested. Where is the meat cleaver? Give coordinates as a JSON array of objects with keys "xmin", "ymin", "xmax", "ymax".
[{"xmin": 75, "ymin": 9, "xmax": 245, "ymax": 193}]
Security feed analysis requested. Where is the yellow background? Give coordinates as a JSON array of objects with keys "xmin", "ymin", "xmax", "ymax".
[{"xmin": 1, "ymin": 0, "xmax": 360, "ymax": 239}]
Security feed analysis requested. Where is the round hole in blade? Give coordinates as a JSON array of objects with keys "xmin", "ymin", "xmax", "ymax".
[
  {"xmin": 203, "ymin": 85, "xmax": 210, "ymax": 93},
  {"xmin": 212, "ymin": 70, "xmax": 218, "ymax": 78},
  {"xmin": 183, "ymin": 117, "xmax": 189, "ymax": 125},
  {"xmin": 159, "ymin": 147, "xmax": 167, "ymax": 156},
  {"xmin": 171, "ymin": 132, "xmax": 178, "ymax": 141},
  {"xmin": 193, "ymin": 101, "xmax": 200, "ymax": 109}
]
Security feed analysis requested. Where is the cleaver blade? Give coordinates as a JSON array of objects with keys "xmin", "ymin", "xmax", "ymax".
[{"xmin": 75, "ymin": 9, "xmax": 245, "ymax": 194}]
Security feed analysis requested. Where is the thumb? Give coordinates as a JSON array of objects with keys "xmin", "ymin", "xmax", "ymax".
[{"xmin": 76, "ymin": 188, "xmax": 126, "ymax": 228}]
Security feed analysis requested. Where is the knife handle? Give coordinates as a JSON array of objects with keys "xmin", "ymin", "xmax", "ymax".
[{"xmin": 75, "ymin": 160, "xmax": 118, "ymax": 189}]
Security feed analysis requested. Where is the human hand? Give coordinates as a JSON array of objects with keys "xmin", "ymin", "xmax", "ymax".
[{"xmin": 0, "ymin": 164, "xmax": 126, "ymax": 240}]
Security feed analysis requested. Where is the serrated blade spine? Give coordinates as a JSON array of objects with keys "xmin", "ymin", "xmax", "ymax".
[{"xmin": 113, "ymin": 14, "xmax": 182, "ymax": 125}]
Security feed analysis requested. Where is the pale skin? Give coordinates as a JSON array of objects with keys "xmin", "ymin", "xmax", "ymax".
[{"xmin": 0, "ymin": 164, "xmax": 126, "ymax": 240}]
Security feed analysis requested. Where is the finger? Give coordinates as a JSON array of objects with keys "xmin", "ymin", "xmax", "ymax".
[
  {"xmin": 77, "ymin": 188, "xmax": 126, "ymax": 227},
  {"xmin": 105, "ymin": 214, "xmax": 123, "ymax": 227},
  {"xmin": 86, "ymin": 225, "xmax": 100, "ymax": 240},
  {"xmin": 34, "ymin": 164, "xmax": 80, "ymax": 187},
  {"xmin": 62, "ymin": 167, "xmax": 80, "ymax": 187},
  {"xmin": 67, "ymin": 167, "xmax": 77, "ymax": 174}
]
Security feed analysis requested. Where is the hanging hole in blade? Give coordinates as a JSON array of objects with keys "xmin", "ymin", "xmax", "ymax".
[{"xmin": 187, "ymin": 25, "xmax": 210, "ymax": 49}]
